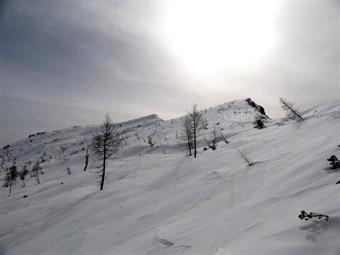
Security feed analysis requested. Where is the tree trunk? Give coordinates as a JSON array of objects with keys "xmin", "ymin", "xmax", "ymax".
[
  {"xmin": 8, "ymin": 180, "xmax": 12, "ymax": 195},
  {"xmin": 186, "ymin": 131, "xmax": 192, "ymax": 156},
  {"xmin": 281, "ymin": 99, "xmax": 304, "ymax": 120},
  {"xmin": 290, "ymin": 108, "xmax": 303, "ymax": 120},
  {"xmin": 84, "ymin": 155, "xmax": 89, "ymax": 172},
  {"xmin": 36, "ymin": 170, "xmax": 40, "ymax": 185},
  {"xmin": 100, "ymin": 142, "xmax": 106, "ymax": 191},
  {"xmin": 193, "ymin": 118, "xmax": 197, "ymax": 158}
]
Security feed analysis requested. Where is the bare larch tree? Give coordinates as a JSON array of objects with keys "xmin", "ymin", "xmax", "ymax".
[
  {"xmin": 32, "ymin": 160, "xmax": 42, "ymax": 184},
  {"xmin": 91, "ymin": 114, "xmax": 122, "ymax": 191},
  {"xmin": 5, "ymin": 163, "xmax": 18, "ymax": 195},
  {"xmin": 238, "ymin": 150, "xmax": 254, "ymax": 167},
  {"xmin": 19, "ymin": 165, "xmax": 29, "ymax": 187},
  {"xmin": 0, "ymin": 148, "xmax": 13, "ymax": 173},
  {"xmin": 279, "ymin": 98, "xmax": 304, "ymax": 121},
  {"xmin": 83, "ymin": 146, "xmax": 90, "ymax": 172},
  {"xmin": 182, "ymin": 115, "xmax": 193, "ymax": 156},
  {"xmin": 188, "ymin": 104, "xmax": 207, "ymax": 158}
]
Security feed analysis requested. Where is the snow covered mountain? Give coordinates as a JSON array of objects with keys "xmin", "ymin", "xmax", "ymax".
[
  {"xmin": 1, "ymin": 98, "xmax": 268, "ymax": 165},
  {"xmin": 1, "ymin": 98, "xmax": 340, "ymax": 255}
]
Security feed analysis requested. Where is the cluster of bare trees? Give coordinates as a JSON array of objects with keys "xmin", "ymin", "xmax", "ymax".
[
  {"xmin": 1, "ymin": 147, "xmax": 40, "ymax": 195},
  {"xmin": 1, "ymin": 149, "xmax": 17, "ymax": 195},
  {"xmin": 182, "ymin": 104, "xmax": 208, "ymax": 158},
  {"xmin": 31, "ymin": 160, "xmax": 43, "ymax": 185},
  {"xmin": 2, "ymin": 97, "xmax": 307, "ymax": 194},
  {"xmin": 180, "ymin": 98, "xmax": 304, "ymax": 160},
  {"xmin": 1, "ymin": 113, "xmax": 123, "ymax": 194},
  {"xmin": 4, "ymin": 164, "xmax": 18, "ymax": 195}
]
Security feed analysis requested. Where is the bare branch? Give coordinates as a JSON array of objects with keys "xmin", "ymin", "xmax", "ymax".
[{"xmin": 239, "ymin": 150, "xmax": 253, "ymax": 166}]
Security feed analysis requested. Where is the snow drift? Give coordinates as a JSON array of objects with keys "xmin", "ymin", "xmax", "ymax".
[{"xmin": 1, "ymin": 98, "xmax": 340, "ymax": 255}]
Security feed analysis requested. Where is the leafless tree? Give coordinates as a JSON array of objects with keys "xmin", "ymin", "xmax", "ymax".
[
  {"xmin": 91, "ymin": 114, "xmax": 122, "ymax": 191},
  {"xmin": 83, "ymin": 146, "xmax": 90, "ymax": 172},
  {"xmin": 210, "ymin": 127, "xmax": 218, "ymax": 149},
  {"xmin": 279, "ymin": 98, "xmax": 304, "ymax": 121},
  {"xmin": 19, "ymin": 165, "xmax": 29, "ymax": 187},
  {"xmin": 4, "ymin": 163, "xmax": 18, "ymax": 195},
  {"xmin": 32, "ymin": 160, "xmax": 42, "ymax": 184},
  {"xmin": 239, "ymin": 150, "xmax": 253, "ymax": 166},
  {"xmin": 0, "ymin": 148, "xmax": 13, "ymax": 173},
  {"xmin": 182, "ymin": 115, "xmax": 193, "ymax": 156},
  {"xmin": 188, "ymin": 104, "xmax": 208, "ymax": 158},
  {"xmin": 66, "ymin": 167, "xmax": 72, "ymax": 175}
]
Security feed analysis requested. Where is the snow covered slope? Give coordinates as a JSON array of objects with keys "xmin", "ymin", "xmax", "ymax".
[
  {"xmin": 1, "ymin": 98, "xmax": 268, "ymax": 166},
  {"xmin": 1, "ymin": 99, "xmax": 340, "ymax": 255}
]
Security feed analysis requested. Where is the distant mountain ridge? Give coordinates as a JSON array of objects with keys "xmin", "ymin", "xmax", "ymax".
[{"xmin": 1, "ymin": 98, "xmax": 268, "ymax": 165}]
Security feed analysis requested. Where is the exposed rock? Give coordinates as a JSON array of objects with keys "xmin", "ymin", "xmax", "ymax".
[{"xmin": 245, "ymin": 98, "xmax": 268, "ymax": 117}]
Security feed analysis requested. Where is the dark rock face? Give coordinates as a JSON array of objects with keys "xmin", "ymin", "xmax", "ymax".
[
  {"xmin": 254, "ymin": 118, "xmax": 265, "ymax": 129},
  {"xmin": 245, "ymin": 98, "xmax": 268, "ymax": 117}
]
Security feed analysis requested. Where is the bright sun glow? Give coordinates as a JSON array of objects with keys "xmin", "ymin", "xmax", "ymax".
[{"xmin": 162, "ymin": 0, "xmax": 279, "ymax": 78}]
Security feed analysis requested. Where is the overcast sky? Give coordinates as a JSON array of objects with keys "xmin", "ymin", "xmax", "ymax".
[{"xmin": 0, "ymin": 0, "xmax": 339, "ymax": 146}]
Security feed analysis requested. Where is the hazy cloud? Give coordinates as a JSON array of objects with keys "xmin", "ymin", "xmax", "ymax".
[{"xmin": 0, "ymin": 0, "xmax": 339, "ymax": 145}]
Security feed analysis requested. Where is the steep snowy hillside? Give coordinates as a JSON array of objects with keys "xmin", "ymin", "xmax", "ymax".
[{"xmin": 1, "ymin": 99, "xmax": 340, "ymax": 255}]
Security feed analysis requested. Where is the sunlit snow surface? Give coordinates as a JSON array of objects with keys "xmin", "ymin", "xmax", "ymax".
[{"xmin": 1, "ymin": 99, "xmax": 340, "ymax": 255}]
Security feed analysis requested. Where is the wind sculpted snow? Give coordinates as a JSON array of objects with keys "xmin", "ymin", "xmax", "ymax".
[{"xmin": 1, "ymin": 99, "xmax": 340, "ymax": 255}]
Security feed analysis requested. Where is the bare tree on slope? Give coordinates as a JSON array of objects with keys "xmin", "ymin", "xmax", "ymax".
[
  {"xmin": 182, "ymin": 115, "xmax": 193, "ymax": 156},
  {"xmin": 19, "ymin": 165, "xmax": 29, "ymax": 188},
  {"xmin": 83, "ymin": 146, "xmax": 90, "ymax": 172},
  {"xmin": 279, "ymin": 98, "xmax": 304, "ymax": 121},
  {"xmin": 31, "ymin": 160, "xmax": 42, "ymax": 185},
  {"xmin": 188, "ymin": 104, "xmax": 208, "ymax": 158},
  {"xmin": 4, "ymin": 163, "xmax": 18, "ymax": 195},
  {"xmin": 91, "ymin": 114, "xmax": 122, "ymax": 190}
]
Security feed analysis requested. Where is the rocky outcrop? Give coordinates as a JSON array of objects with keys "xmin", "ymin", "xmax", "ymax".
[{"xmin": 245, "ymin": 98, "xmax": 268, "ymax": 117}]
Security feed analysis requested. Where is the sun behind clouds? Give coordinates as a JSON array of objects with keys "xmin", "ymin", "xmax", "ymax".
[{"xmin": 161, "ymin": 0, "xmax": 280, "ymax": 78}]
